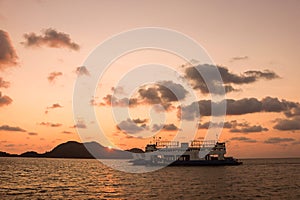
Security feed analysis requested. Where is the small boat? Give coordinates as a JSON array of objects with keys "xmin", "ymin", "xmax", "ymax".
[{"xmin": 131, "ymin": 140, "xmax": 242, "ymax": 166}]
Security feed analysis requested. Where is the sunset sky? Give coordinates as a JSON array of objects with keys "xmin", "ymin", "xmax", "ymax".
[{"xmin": 0, "ymin": 0, "xmax": 300, "ymax": 158}]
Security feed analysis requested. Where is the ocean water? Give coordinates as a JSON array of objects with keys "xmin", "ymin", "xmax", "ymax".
[{"xmin": 0, "ymin": 157, "xmax": 300, "ymax": 199}]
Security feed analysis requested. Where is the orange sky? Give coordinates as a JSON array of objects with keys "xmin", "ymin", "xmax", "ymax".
[{"xmin": 0, "ymin": 0, "xmax": 300, "ymax": 158}]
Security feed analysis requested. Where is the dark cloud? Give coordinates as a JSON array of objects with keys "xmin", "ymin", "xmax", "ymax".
[
  {"xmin": 0, "ymin": 125, "xmax": 26, "ymax": 132},
  {"xmin": 292, "ymin": 141, "xmax": 300, "ymax": 145},
  {"xmin": 157, "ymin": 81, "xmax": 188, "ymax": 102},
  {"xmin": 264, "ymin": 137, "xmax": 295, "ymax": 144},
  {"xmin": 0, "ymin": 30, "xmax": 18, "ymax": 70},
  {"xmin": 100, "ymin": 81, "xmax": 187, "ymax": 112},
  {"xmin": 116, "ymin": 118, "xmax": 144, "ymax": 134},
  {"xmin": 223, "ymin": 121, "xmax": 237, "ymax": 129},
  {"xmin": 230, "ymin": 125, "xmax": 268, "ymax": 133},
  {"xmin": 152, "ymin": 123, "xmax": 179, "ymax": 132},
  {"xmin": 273, "ymin": 116, "xmax": 300, "ymax": 131},
  {"xmin": 75, "ymin": 66, "xmax": 90, "ymax": 76},
  {"xmin": 184, "ymin": 64, "xmax": 279, "ymax": 94},
  {"xmin": 137, "ymin": 86, "xmax": 175, "ymax": 111},
  {"xmin": 28, "ymin": 132, "xmax": 38, "ymax": 136},
  {"xmin": 180, "ymin": 97, "xmax": 299, "ymax": 121},
  {"xmin": 132, "ymin": 118, "xmax": 148, "ymax": 124},
  {"xmin": 227, "ymin": 98, "xmax": 262, "ymax": 115},
  {"xmin": 180, "ymin": 98, "xmax": 260, "ymax": 120},
  {"xmin": 152, "ymin": 124, "xmax": 163, "ymax": 132},
  {"xmin": 262, "ymin": 97, "xmax": 288, "ymax": 112},
  {"xmin": 138, "ymin": 87, "xmax": 162, "ymax": 104},
  {"xmin": 39, "ymin": 122, "xmax": 62, "ymax": 127},
  {"xmin": 230, "ymin": 137, "xmax": 257, "ymax": 143},
  {"xmin": 0, "ymin": 92, "xmax": 12, "ymax": 107},
  {"xmin": 198, "ymin": 120, "xmax": 267, "ymax": 133},
  {"xmin": 48, "ymin": 71, "xmax": 63, "ymax": 83},
  {"xmin": 21, "ymin": 28, "xmax": 80, "ymax": 51},
  {"xmin": 230, "ymin": 56, "xmax": 249, "ymax": 62},
  {"xmin": 198, "ymin": 121, "xmax": 238, "ymax": 129},
  {"xmin": 198, "ymin": 121, "xmax": 214, "ymax": 129},
  {"xmin": 162, "ymin": 123, "xmax": 179, "ymax": 131},
  {"xmin": 0, "ymin": 77, "xmax": 10, "ymax": 88}
]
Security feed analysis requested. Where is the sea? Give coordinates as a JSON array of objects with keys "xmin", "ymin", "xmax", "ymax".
[{"xmin": 0, "ymin": 157, "xmax": 300, "ymax": 199}]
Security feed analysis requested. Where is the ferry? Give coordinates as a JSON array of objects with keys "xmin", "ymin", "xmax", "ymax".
[{"xmin": 131, "ymin": 140, "xmax": 242, "ymax": 166}]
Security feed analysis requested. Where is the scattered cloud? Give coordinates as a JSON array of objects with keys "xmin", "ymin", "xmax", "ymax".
[
  {"xmin": 38, "ymin": 122, "xmax": 62, "ymax": 127},
  {"xmin": 264, "ymin": 137, "xmax": 295, "ymax": 144},
  {"xmin": 47, "ymin": 103, "xmax": 63, "ymax": 109},
  {"xmin": 0, "ymin": 77, "xmax": 10, "ymax": 88},
  {"xmin": 4, "ymin": 144, "xmax": 15, "ymax": 147},
  {"xmin": 230, "ymin": 125, "xmax": 268, "ymax": 133},
  {"xmin": 0, "ymin": 92, "xmax": 12, "ymax": 107},
  {"xmin": 230, "ymin": 137, "xmax": 257, "ymax": 143},
  {"xmin": 21, "ymin": 28, "xmax": 80, "ymax": 51},
  {"xmin": 61, "ymin": 131, "xmax": 73, "ymax": 134},
  {"xmin": 72, "ymin": 120, "xmax": 87, "ymax": 129},
  {"xmin": 45, "ymin": 103, "xmax": 63, "ymax": 114},
  {"xmin": 184, "ymin": 64, "xmax": 279, "ymax": 94},
  {"xmin": 75, "ymin": 66, "xmax": 89, "ymax": 76},
  {"xmin": 273, "ymin": 116, "xmax": 300, "ymax": 131},
  {"xmin": 0, "ymin": 30, "xmax": 18, "ymax": 70},
  {"xmin": 0, "ymin": 125, "xmax": 26, "ymax": 132},
  {"xmin": 100, "ymin": 94, "xmax": 138, "ymax": 107},
  {"xmin": 230, "ymin": 56, "xmax": 249, "ymax": 62},
  {"xmin": 47, "ymin": 71, "xmax": 63, "ymax": 83},
  {"xmin": 111, "ymin": 86, "xmax": 126, "ymax": 95},
  {"xmin": 28, "ymin": 132, "xmax": 38, "ymax": 136},
  {"xmin": 115, "ymin": 118, "xmax": 180, "ymax": 134}
]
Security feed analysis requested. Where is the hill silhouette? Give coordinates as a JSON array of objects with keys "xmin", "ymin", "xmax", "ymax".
[{"xmin": 0, "ymin": 141, "xmax": 144, "ymax": 159}]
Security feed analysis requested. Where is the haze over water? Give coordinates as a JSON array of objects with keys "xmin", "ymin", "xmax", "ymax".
[{"xmin": 1, "ymin": 157, "xmax": 300, "ymax": 199}]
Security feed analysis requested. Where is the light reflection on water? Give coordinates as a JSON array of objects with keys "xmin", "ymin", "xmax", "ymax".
[{"xmin": 0, "ymin": 157, "xmax": 300, "ymax": 199}]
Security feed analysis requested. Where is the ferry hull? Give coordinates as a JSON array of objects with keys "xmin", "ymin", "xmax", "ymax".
[
  {"xmin": 132, "ymin": 159, "xmax": 242, "ymax": 166},
  {"xmin": 168, "ymin": 159, "xmax": 242, "ymax": 166}
]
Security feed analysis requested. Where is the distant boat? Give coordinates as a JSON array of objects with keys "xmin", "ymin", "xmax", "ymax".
[{"xmin": 131, "ymin": 140, "xmax": 242, "ymax": 166}]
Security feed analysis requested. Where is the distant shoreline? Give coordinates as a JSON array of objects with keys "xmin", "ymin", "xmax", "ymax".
[{"xmin": 0, "ymin": 141, "xmax": 143, "ymax": 160}]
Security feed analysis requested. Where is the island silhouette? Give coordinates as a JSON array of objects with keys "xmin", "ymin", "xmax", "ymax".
[{"xmin": 0, "ymin": 141, "xmax": 144, "ymax": 159}]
